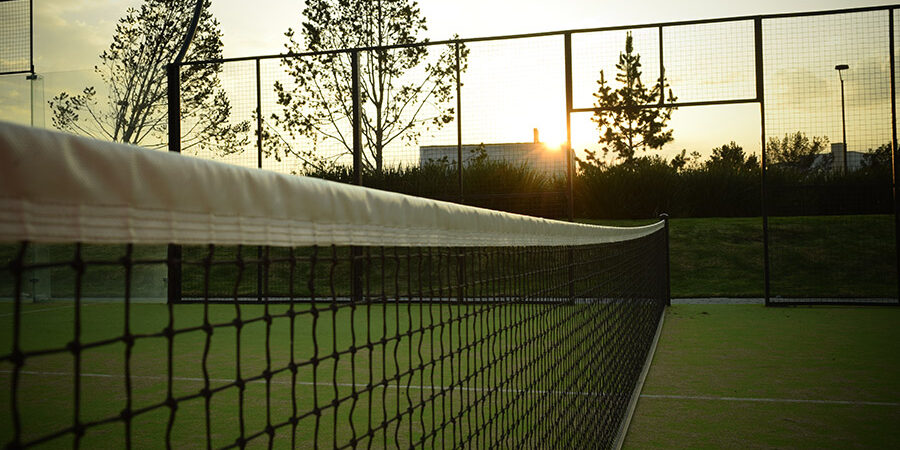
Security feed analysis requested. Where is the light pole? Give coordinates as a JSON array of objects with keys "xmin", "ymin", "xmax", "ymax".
[{"xmin": 835, "ymin": 64, "xmax": 849, "ymax": 173}]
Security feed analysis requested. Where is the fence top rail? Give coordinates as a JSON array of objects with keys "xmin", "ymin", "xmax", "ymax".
[{"xmin": 174, "ymin": 4, "xmax": 897, "ymax": 67}]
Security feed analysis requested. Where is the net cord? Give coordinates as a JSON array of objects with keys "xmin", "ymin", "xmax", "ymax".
[{"xmin": 0, "ymin": 122, "xmax": 662, "ymax": 247}]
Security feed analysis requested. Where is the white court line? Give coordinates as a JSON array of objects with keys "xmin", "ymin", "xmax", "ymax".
[
  {"xmin": 640, "ymin": 393, "xmax": 900, "ymax": 407},
  {"xmin": 2, "ymin": 370, "xmax": 899, "ymax": 407},
  {"xmin": 0, "ymin": 304, "xmax": 88, "ymax": 318},
  {"xmin": 0, "ymin": 301, "xmax": 164, "ymax": 318},
  {"xmin": 0, "ymin": 370, "xmax": 600, "ymax": 397}
]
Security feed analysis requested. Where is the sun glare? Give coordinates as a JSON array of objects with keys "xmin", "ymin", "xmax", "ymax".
[
  {"xmin": 532, "ymin": 115, "xmax": 568, "ymax": 150},
  {"xmin": 531, "ymin": 108, "xmax": 599, "ymax": 152}
]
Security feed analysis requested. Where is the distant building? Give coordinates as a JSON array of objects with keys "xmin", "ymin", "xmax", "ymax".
[
  {"xmin": 419, "ymin": 129, "xmax": 567, "ymax": 176},
  {"xmin": 807, "ymin": 143, "xmax": 865, "ymax": 171},
  {"xmin": 828, "ymin": 143, "xmax": 864, "ymax": 171}
]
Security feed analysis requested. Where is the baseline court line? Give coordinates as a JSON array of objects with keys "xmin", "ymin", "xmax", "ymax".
[
  {"xmin": 0, "ymin": 301, "xmax": 112, "ymax": 318},
  {"xmin": 639, "ymin": 393, "xmax": 900, "ymax": 407},
  {"xmin": 3, "ymin": 370, "xmax": 899, "ymax": 406},
  {"xmin": 0, "ymin": 370, "xmax": 602, "ymax": 397}
]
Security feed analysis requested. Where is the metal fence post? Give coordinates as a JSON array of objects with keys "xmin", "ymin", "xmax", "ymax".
[
  {"xmin": 28, "ymin": 0, "xmax": 34, "ymax": 75},
  {"xmin": 755, "ymin": 18, "xmax": 771, "ymax": 307},
  {"xmin": 658, "ymin": 26, "xmax": 665, "ymax": 105},
  {"xmin": 890, "ymin": 9, "xmax": 900, "ymax": 304},
  {"xmin": 350, "ymin": 50, "xmax": 364, "ymax": 303},
  {"xmin": 256, "ymin": 59, "xmax": 264, "ymax": 302},
  {"xmin": 351, "ymin": 50, "xmax": 363, "ymax": 186},
  {"xmin": 455, "ymin": 43, "xmax": 464, "ymax": 203},
  {"xmin": 166, "ymin": 63, "xmax": 182, "ymax": 304},
  {"xmin": 564, "ymin": 33, "xmax": 575, "ymax": 222},
  {"xmin": 563, "ymin": 33, "xmax": 576, "ymax": 301}
]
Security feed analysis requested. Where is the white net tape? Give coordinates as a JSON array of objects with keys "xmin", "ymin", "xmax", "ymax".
[{"xmin": 0, "ymin": 122, "xmax": 662, "ymax": 247}]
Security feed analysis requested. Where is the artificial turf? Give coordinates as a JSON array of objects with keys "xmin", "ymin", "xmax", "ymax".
[
  {"xmin": 625, "ymin": 304, "xmax": 900, "ymax": 449},
  {"xmin": 1, "ymin": 298, "xmax": 657, "ymax": 448}
]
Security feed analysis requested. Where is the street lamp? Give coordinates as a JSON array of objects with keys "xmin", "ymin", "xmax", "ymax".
[{"xmin": 835, "ymin": 64, "xmax": 849, "ymax": 173}]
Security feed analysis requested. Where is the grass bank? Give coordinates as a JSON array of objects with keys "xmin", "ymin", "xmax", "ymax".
[{"xmin": 589, "ymin": 215, "xmax": 895, "ymax": 298}]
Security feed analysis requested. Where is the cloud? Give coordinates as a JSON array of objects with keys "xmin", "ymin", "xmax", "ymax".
[
  {"xmin": 34, "ymin": 0, "xmax": 141, "ymax": 72},
  {"xmin": 0, "ymin": 1, "xmax": 139, "ymax": 125}
]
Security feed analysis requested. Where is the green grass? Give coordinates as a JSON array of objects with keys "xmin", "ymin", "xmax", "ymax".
[
  {"xmin": 2, "ymin": 214, "xmax": 896, "ymax": 300},
  {"xmin": 588, "ymin": 215, "xmax": 895, "ymax": 298},
  {"xmin": 671, "ymin": 215, "xmax": 896, "ymax": 298},
  {"xmin": 768, "ymin": 215, "xmax": 896, "ymax": 297},
  {"xmin": 625, "ymin": 304, "xmax": 900, "ymax": 448},
  {"xmin": 585, "ymin": 216, "xmax": 765, "ymax": 297},
  {"xmin": 668, "ymin": 217, "xmax": 764, "ymax": 297}
]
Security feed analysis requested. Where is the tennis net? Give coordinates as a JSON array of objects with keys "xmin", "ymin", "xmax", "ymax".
[{"xmin": 0, "ymin": 122, "xmax": 669, "ymax": 449}]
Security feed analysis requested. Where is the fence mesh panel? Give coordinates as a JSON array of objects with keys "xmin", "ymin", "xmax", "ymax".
[
  {"xmin": 763, "ymin": 10, "xmax": 897, "ymax": 303},
  {"xmin": 0, "ymin": 0, "xmax": 30, "ymax": 75}
]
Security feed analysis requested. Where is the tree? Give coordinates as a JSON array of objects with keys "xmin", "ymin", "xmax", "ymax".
[
  {"xmin": 767, "ymin": 132, "xmax": 829, "ymax": 171},
  {"xmin": 861, "ymin": 143, "xmax": 892, "ymax": 170},
  {"xmin": 706, "ymin": 142, "xmax": 759, "ymax": 171},
  {"xmin": 49, "ymin": 0, "xmax": 248, "ymax": 152},
  {"xmin": 591, "ymin": 32, "xmax": 676, "ymax": 165},
  {"xmin": 273, "ymin": 0, "xmax": 464, "ymax": 173},
  {"xmin": 670, "ymin": 149, "xmax": 701, "ymax": 172}
]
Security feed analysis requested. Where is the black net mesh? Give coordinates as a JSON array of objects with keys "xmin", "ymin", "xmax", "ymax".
[{"xmin": 1, "ymin": 231, "xmax": 667, "ymax": 448}]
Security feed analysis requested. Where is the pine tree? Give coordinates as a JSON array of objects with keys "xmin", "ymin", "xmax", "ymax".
[{"xmin": 591, "ymin": 32, "xmax": 676, "ymax": 165}]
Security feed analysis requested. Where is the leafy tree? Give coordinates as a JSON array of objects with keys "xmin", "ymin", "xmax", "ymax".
[
  {"xmin": 591, "ymin": 32, "xmax": 676, "ymax": 165},
  {"xmin": 273, "ymin": 0, "xmax": 465, "ymax": 173},
  {"xmin": 706, "ymin": 141, "xmax": 759, "ymax": 171},
  {"xmin": 670, "ymin": 149, "xmax": 701, "ymax": 172},
  {"xmin": 49, "ymin": 0, "xmax": 248, "ymax": 152},
  {"xmin": 861, "ymin": 143, "xmax": 892, "ymax": 170},
  {"xmin": 766, "ymin": 132, "xmax": 829, "ymax": 171}
]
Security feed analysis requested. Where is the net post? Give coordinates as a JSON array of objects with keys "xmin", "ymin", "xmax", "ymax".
[
  {"xmin": 659, "ymin": 213, "xmax": 671, "ymax": 306},
  {"xmin": 166, "ymin": 63, "xmax": 182, "ymax": 304},
  {"xmin": 456, "ymin": 248, "xmax": 466, "ymax": 304},
  {"xmin": 350, "ymin": 50, "xmax": 363, "ymax": 303}
]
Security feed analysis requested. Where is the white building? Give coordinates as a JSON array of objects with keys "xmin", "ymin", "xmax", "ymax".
[
  {"xmin": 419, "ymin": 129, "xmax": 568, "ymax": 176},
  {"xmin": 829, "ymin": 142, "xmax": 864, "ymax": 171}
]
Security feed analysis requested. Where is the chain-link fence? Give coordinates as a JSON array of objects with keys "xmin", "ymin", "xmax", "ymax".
[
  {"xmin": 161, "ymin": 5, "xmax": 895, "ymax": 304},
  {"xmin": 0, "ymin": 0, "xmax": 32, "ymax": 76}
]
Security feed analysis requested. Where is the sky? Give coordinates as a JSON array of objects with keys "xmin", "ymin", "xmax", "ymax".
[
  {"xmin": 2, "ymin": 0, "xmax": 896, "ymax": 166},
  {"xmin": 23, "ymin": 0, "xmax": 893, "ymax": 70}
]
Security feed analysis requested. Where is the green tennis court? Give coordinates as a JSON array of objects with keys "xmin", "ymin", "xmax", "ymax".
[{"xmin": 626, "ymin": 304, "xmax": 900, "ymax": 448}]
